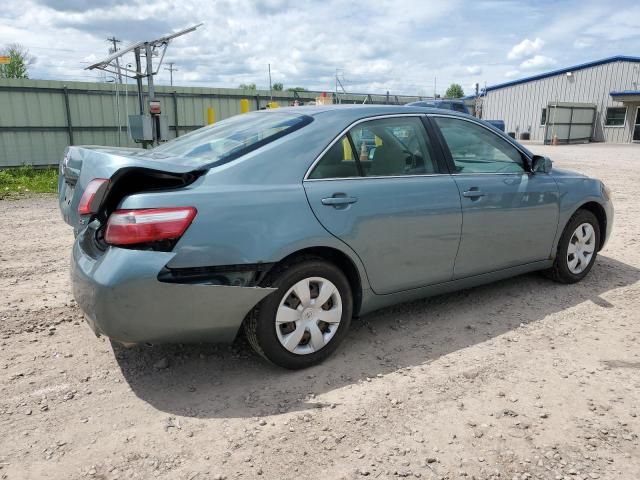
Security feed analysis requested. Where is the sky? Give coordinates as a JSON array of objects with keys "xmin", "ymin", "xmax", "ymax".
[{"xmin": 1, "ymin": 0, "xmax": 639, "ymax": 96}]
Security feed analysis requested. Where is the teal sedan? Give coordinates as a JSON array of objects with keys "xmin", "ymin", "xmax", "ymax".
[{"xmin": 59, "ymin": 105, "xmax": 613, "ymax": 369}]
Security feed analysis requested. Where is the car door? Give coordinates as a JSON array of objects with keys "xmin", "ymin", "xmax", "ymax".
[
  {"xmin": 303, "ymin": 115, "xmax": 462, "ymax": 295},
  {"xmin": 430, "ymin": 115, "xmax": 560, "ymax": 279}
]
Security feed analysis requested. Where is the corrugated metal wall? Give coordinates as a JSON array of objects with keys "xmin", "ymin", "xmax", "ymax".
[
  {"xmin": 481, "ymin": 60, "xmax": 640, "ymax": 143},
  {"xmin": 0, "ymin": 79, "xmax": 423, "ymax": 167}
]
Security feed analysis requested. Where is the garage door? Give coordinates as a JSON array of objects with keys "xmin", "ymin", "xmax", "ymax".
[{"xmin": 544, "ymin": 102, "xmax": 596, "ymax": 145}]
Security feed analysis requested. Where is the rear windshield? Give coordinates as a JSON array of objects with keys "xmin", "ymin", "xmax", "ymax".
[{"xmin": 150, "ymin": 111, "xmax": 312, "ymax": 167}]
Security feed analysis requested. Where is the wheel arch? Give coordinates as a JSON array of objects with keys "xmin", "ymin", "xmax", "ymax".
[
  {"xmin": 575, "ymin": 201, "xmax": 607, "ymax": 251},
  {"xmin": 274, "ymin": 246, "xmax": 364, "ymax": 316}
]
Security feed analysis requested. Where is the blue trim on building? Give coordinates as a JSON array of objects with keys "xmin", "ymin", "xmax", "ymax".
[
  {"xmin": 485, "ymin": 56, "xmax": 640, "ymax": 93},
  {"xmin": 610, "ymin": 90, "xmax": 640, "ymax": 97}
]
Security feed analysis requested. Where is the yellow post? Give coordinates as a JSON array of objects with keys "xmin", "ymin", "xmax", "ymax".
[
  {"xmin": 342, "ymin": 138, "xmax": 353, "ymax": 160},
  {"xmin": 240, "ymin": 98, "xmax": 250, "ymax": 113},
  {"xmin": 207, "ymin": 107, "xmax": 215, "ymax": 125}
]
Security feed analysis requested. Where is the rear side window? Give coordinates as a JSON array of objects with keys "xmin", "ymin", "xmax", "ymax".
[
  {"xmin": 151, "ymin": 112, "xmax": 312, "ymax": 166},
  {"xmin": 351, "ymin": 117, "xmax": 436, "ymax": 176},
  {"xmin": 309, "ymin": 116, "xmax": 436, "ymax": 179},
  {"xmin": 308, "ymin": 136, "xmax": 360, "ymax": 179}
]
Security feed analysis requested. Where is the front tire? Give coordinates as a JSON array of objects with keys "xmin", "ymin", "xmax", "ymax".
[
  {"xmin": 244, "ymin": 257, "xmax": 353, "ymax": 369},
  {"xmin": 546, "ymin": 209, "xmax": 600, "ymax": 284}
]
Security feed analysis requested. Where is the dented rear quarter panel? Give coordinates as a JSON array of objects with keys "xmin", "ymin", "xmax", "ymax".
[{"xmin": 71, "ymin": 242, "xmax": 276, "ymax": 344}]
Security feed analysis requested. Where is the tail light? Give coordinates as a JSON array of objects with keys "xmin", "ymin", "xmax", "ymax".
[
  {"xmin": 78, "ymin": 178, "xmax": 109, "ymax": 215},
  {"xmin": 104, "ymin": 207, "xmax": 197, "ymax": 246}
]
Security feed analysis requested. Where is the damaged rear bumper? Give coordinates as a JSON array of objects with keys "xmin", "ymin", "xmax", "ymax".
[{"xmin": 71, "ymin": 242, "xmax": 276, "ymax": 344}]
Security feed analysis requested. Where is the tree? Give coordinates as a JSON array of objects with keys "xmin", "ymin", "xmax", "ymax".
[
  {"xmin": 272, "ymin": 82, "xmax": 283, "ymax": 91},
  {"xmin": 0, "ymin": 43, "xmax": 34, "ymax": 79},
  {"xmin": 445, "ymin": 83, "xmax": 464, "ymax": 99},
  {"xmin": 238, "ymin": 83, "xmax": 256, "ymax": 90},
  {"xmin": 287, "ymin": 86, "xmax": 308, "ymax": 92}
]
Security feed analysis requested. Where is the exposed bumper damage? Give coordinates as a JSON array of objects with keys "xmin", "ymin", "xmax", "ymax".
[{"xmin": 71, "ymin": 243, "xmax": 276, "ymax": 344}]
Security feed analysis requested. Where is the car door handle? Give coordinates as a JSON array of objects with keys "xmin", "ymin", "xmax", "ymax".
[
  {"xmin": 462, "ymin": 189, "xmax": 487, "ymax": 198},
  {"xmin": 321, "ymin": 195, "xmax": 358, "ymax": 206}
]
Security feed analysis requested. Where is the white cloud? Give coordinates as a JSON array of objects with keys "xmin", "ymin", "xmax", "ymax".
[
  {"xmin": 573, "ymin": 37, "xmax": 592, "ymax": 49},
  {"xmin": 1, "ymin": 0, "xmax": 639, "ymax": 93},
  {"xmin": 420, "ymin": 37, "xmax": 453, "ymax": 49},
  {"xmin": 584, "ymin": 7, "xmax": 640, "ymax": 41},
  {"xmin": 520, "ymin": 55, "xmax": 556, "ymax": 70},
  {"xmin": 507, "ymin": 37, "xmax": 544, "ymax": 60}
]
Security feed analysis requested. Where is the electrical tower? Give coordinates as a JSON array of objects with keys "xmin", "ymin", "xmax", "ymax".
[{"xmin": 88, "ymin": 24, "xmax": 202, "ymax": 147}]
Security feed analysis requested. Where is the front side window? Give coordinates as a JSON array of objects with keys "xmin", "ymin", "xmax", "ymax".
[
  {"xmin": 309, "ymin": 116, "xmax": 436, "ymax": 179},
  {"xmin": 605, "ymin": 107, "xmax": 626, "ymax": 127},
  {"xmin": 150, "ymin": 112, "xmax": 311, "ymax": 167},
  {"xmin": 433, "ymin": 116, "xmax": 525, "ymax": 174}
]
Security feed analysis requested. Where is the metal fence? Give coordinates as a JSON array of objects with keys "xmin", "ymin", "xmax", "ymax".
[{"xmin": 0, "ymin": 78, "xmax": 424, "ymax": 167}]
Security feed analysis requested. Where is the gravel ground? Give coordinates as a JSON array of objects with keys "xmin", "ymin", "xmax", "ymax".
[{"xmin": 1, "ymin": 143, "xmax": 639, "ymax": 480}]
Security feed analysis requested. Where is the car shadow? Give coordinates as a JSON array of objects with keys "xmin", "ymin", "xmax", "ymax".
[{"xmin": 113, "ymin": 254, "xmax": 639, "ymax": 419}]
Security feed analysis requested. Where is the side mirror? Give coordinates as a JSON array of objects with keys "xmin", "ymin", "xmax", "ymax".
[{"xmin": 531, "ymin": 155, "xmax": 552, "ymax": 174}]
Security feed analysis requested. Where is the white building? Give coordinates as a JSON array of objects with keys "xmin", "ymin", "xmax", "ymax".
[{"xmin": 479, "ymin": 56, "xmax": 640, "ymax": 144}]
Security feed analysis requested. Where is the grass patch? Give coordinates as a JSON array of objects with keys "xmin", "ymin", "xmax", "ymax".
[{"xmin": 0, "ymin": 165, "xmax": 59, "ymax": 198}]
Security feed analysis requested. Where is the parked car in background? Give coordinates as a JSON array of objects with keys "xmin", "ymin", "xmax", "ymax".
[
  {"xmin": 406, "ymin": 100, "xmax": 506, "ymax": 131},
  {"xmin": 407, "ymin": 99, "xmax": 469, "ymax": 113},
  {"xmin": 59, "ymin": 105, "xmax": 613, "ymax": 369}
]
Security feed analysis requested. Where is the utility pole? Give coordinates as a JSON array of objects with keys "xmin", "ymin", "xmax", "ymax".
[
  {"xmin": 475, "ymin": 82, "xmax": 480, "ymax": 118},
  {"xmin": 164, "ymin": 62, "xmax": 177, "ymax": 86},
  {"xmin": 434, "ymin": 76, "xmax": 437, "ymax": 99},
  {"xmin": 335, "ymin": 69, "xmax": 346, "ymax": 104},
  {"xmin": 133, "ymin": 47, "xmax": 144, "ymax": 116},
  {"xmin": 107, "ymin": 36, "xmax": 123, "ymax": 83},
  {"xmin": 268, "ymin": 63, "xmax": 273, "ymax": 101}
]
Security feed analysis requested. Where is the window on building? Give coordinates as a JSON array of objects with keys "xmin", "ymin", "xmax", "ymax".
[
  {"xmin": 540, "ymin": 108, "xmax": 547, "ymax": 126},
  {"xmin": 605, "ymin": 107, "xmax": 627, "ymax": 127}
]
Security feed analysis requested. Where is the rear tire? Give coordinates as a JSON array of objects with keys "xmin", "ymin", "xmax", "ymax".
[
  {"xmin": 545, "ymin": 209, "xmax": 600, "ymax": 284},
  {"xmin": 244, "ymin": 257, "xmax": 353, "ymax": 369}
]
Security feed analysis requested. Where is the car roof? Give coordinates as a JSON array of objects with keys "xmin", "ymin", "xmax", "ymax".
[{"xmin": 258, "ymin": 104, "xmax": 471, "ymax": 121}]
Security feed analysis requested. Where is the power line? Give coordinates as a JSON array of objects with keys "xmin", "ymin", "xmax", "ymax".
[
  {"xmin": 164, "ymin": 62, "xmax": 178, "ymax": 86},
  {"xmin": 107, "ymin": 36, "xmax": 123, "ymax": 84}
]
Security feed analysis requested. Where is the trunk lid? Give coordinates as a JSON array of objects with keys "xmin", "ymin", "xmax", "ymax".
[{"xmin": 59, "ymin": 145, "xmax": 202, "ymax": 233}]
